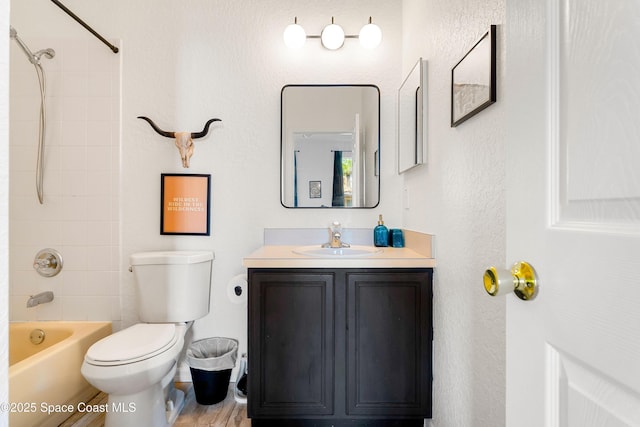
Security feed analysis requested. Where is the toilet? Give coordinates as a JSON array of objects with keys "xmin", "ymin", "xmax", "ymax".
[{"xmin": 81, "ymin": 251, "xmax": 214, "ymax": 427}]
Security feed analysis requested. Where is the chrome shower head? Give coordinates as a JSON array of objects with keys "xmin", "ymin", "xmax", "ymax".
[
  {"xmin": 9, "ymin": 26, "xmax": 55, "ymax": 65},
  {"xmin": 34, "ymin": 48, "xmax": 55, "ymax": 61}
]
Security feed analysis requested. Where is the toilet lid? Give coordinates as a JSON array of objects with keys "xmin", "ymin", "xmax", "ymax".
[{"xmin": 86, "ymin": 324, "xmax": 178, "ymax": 365}]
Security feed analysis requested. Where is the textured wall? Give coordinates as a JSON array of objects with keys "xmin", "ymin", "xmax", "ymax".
[
  {"xmin": 1, "ymin": 0, "xmax": 10, "ymax": 420},
  {"xmin": 401, "ymin": 0, "xmax": 506, "ymax": 426},
  {"xmin": 9, "ymin": 0, "xmax": 404, "ymax": 374}
]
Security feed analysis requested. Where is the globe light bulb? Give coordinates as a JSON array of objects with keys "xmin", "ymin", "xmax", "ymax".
[
  {"xmin": 283, "ymin": 18, "xmax": 306, "ymax": 49},
  {"xmin": 359, "ymin": 18, "xmax": 382, "ymax": 49},
  {"xmin": 321, "ymin": 18, "xmax": 345, "ymax": 50}
]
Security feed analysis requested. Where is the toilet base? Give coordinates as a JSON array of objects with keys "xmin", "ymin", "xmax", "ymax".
[{"xmin": 104, "ymin": 383, "xmax": 168, "ymax": 427}]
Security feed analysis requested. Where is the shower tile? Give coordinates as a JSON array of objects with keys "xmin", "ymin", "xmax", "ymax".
[
  {"xmin": 87, "ymin": 221, "xmax": 111, "ymax": 246},
  {"xmin": 60, "ymin": 146, "xmax": 87, "ymax": 171},
  {"xmin": 61, "ymin": 297, "xmax": 89, "ymax": 321},
  {"xmin": 62, "ymin": 271, "xmax": 89, "ymax": 296},
  {"xmin": 85, "ymin": 297, "xmax": 114, "ymax": 320},
  {"xmin": 61, "ymin": 196, "xmax": 89, "ymax": 221},
  {"xmin": 86, "ymin": 121, "xmax": 111, "ymax": 146},
  {"xmin": 87, "ymin": 97, "xmax": 113, "ymax": 122},
  {"xmin": 35, "ymin": 299, "xmax": 62, "ymax": 321},
  {"xmin": 61, "ymin": 220, "xmax": 89, "ymax": 246},
  {"xmin": 87, "ymin": 147, "xmax": 111, "ymax": 170},
  {"xmin": 63, "ymin": 72, "xmax": 89, "ymax": 98},
  {"xmin": 62, "ymin": 40, "xmax": 89, "ymax": 72},
  {"xmin": 11, "ymin": 219, "xmax": 62, "ymax": 245},
  {"xmin": 86, "ymin": 196, "xmax": 112, "ymax": 222},
  {"xmin": 60, "ymin": 96, "xmax": 89, "ymax": 122},
  {"xmin": 10, "ymin": 296, "xmax": 37, "ymax": 321},
  {"xmin": 61, "ymin": 170, "xmax": 88, "ymax": 196},
  {"xmin": 86, "ymin": 272, "xmax": 117, "ymax": 296},
  {"xmin": 61, "ymin": 245, "xmax": 89, "ymax": 271},
  {"xmin": 9, "ymin": 120, "xmax": 37, "ymax": 147},
  {"xmin": 60, "ymin": 120, "xmax": 88, "ymax": 147},
  {"xmin": 88, "ymin": 72, "xmax": 113, "ymax": 97},
  {"xmin": 86, "ymin": 246, "xmax": 112, "ymax": 271}
]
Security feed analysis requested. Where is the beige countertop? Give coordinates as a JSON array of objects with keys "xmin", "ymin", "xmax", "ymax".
[{"xmin": 242, "ymin": 244, "xmax": 436, "ymax": 269}]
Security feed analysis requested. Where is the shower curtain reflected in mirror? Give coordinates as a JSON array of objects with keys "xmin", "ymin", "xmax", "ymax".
[{"xmin": 332, "ymin": 151, "xmax": 345, "ymax": 207}]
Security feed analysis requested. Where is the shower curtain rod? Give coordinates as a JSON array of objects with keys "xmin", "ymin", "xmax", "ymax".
[{"xmin": 50, "ymin": 0, "xmax": 119, "ymax": 54}]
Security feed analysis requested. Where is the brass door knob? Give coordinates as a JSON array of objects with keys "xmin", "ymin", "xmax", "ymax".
[{"xmin": 483, "ymin": 261, "xmax": 538, "ymax": 300}]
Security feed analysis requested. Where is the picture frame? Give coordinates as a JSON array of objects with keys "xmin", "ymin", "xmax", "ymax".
[
  {"xmin": 451, "ymin": 25, "xmax": 497, "ymax": 127},
  {"xmin": 398, "ymin": 58, "xmax": 428, "ymax": 173},
  {"xmin": 309, "ymin": 181, "xmax": 322, "ymax": 199},
  {"xmin": 160, "ymin": 174, "xmax": 211, "ymax": 235}
]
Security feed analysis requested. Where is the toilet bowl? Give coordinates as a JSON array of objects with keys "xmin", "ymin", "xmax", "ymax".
[
  {"xmin": 81, "ymin": 251, "xmax": 214, "ymax": 427},
  {"xmin": 81, "ymin": 323, "xmax": 187, "ymax": 427}
]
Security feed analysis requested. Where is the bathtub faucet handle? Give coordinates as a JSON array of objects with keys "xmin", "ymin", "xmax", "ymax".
[{"xmin": 33, "ymin": 248, "xmax": 63, "ymax": 277}]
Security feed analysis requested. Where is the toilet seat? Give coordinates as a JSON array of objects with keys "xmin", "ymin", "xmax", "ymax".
[{"xmin": 85, "ymin": 323, "xmax": 178, "ymax": 366}]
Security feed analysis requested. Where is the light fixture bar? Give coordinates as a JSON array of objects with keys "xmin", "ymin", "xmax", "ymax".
[{"xmin": 283, "ymin": 16, "xmax": 382, "ymax": 50}]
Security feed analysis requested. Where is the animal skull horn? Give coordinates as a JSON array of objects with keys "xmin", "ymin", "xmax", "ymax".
[{"xmin": 137, "ymin": 116, "xmax": 221, "ymax": 168}]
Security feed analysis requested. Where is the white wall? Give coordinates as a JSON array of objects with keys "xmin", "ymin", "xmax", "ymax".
[
  {"xmin": 401, "ymin": 1, "xmax": 506, "ymax": 426},
  {"xmin": 7, "ymin": 1, "xmax": 508, "ymax": 426},
  {"xmin": 1, "ymin": 0, "xmax": 10, "ymax": 422},
  {"xmin": 9, "ymin": 0, "xmax": 403, "ymax": 367}
]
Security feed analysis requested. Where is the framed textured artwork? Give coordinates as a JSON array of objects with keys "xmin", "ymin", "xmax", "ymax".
[
  {"xmin": 160, "ymin": 174, "xmax": 211, "ymax": 235},
  {"xmin": 451, "ymin": 25, "xmax": 497, "ymax": 127}
]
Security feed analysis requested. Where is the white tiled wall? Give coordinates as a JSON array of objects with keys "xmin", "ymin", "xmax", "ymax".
[{"xmin": 9, "ymin": 37, "xmax": 120, "ymax": 325}]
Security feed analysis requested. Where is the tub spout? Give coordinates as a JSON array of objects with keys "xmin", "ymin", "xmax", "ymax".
[{"xmin": 27, "ymin": 291, "xmax": 54, "ymax": 308}]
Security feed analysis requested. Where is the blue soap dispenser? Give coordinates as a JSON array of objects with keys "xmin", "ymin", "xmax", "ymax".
[{"xmin": 374, "ymin": 214, "xmax": 389, "ymax": 247}]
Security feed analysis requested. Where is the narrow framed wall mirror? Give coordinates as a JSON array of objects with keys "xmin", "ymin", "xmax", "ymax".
[
  {"xmin": 398, "ymin": 58, "xmax": 428, "ymax": 173},
  {"xmin": 281, "ymin": 85, "xmax": 380, "ymax": 208}
]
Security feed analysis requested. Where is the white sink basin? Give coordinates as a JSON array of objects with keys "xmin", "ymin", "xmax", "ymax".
[{"xmin": 293, "ymin": 245, "xmax": 382, "ymax": 258}]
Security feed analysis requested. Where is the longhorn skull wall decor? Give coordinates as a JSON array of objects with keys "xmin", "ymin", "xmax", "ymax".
[{"xmin": 137, "ymin": 116, "xmax": 222, "ymax": 168}]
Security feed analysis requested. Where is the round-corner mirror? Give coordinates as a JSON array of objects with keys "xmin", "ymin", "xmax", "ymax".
[{"xmin": 281, "ymin": 84, "xmax": 380, "ymax": 208}]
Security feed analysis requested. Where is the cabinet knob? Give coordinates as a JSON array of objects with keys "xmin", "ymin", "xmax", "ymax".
[{"xmin": 483, "ymin": 261, "xmax": 538, "ymax": 301}]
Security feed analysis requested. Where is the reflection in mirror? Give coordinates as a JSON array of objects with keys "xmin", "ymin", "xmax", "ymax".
[
  {"xmin": 398, "ymin": 58, "xmax": 427, "ymax": 173},
  {"xmin": 281, "ymin": 85, "xmax": 380, "ymax": 208}
]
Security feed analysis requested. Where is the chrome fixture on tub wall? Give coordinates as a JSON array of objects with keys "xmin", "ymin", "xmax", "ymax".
[
  {"xmin": 27, "ymin": 291, "xmax": 54, "ymax": 308},
  {"xmin": 33, "ymin": 248, "xmax": 63, "ymax": 277}
]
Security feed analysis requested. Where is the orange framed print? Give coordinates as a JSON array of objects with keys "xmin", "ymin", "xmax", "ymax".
[{"xmin": 161, "ymin": 174, "xmax": 211, "ymax": 235}]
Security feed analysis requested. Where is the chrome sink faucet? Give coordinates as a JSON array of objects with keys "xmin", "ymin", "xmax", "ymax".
[
  {"xmin": 322, "ymin": 221, "xmax": 350, "ymax": 249},
  {"xmin": 27, "ymin": 291, "xmax": 54, "ymax": 308}
]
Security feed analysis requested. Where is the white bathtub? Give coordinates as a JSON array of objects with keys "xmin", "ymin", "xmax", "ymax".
[{"xmin": 9, "ymin": 321, "xmax": 112, "ymax": 427}]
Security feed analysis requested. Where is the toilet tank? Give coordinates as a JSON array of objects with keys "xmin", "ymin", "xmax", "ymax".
[{"xmin": 130, "ymin": 251, "xmax": 214, "ymax": 322}]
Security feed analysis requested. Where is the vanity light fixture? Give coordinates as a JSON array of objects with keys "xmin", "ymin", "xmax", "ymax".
[{"xmin": 283, "ymin": 16, "xmax": 382, "ymax": 50}]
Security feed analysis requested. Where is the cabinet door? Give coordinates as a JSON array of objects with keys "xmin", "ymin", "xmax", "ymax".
[
  {"xmin": 346, "ymin": 270, "xmax": 432, "ymax": 417},
  {"xmin": 248, "ymin": 270, "xmax": 335, "ymax": 417}
]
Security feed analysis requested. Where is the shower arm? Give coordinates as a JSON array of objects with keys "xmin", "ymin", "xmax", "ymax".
[{"xmin": 50, "ymin": 0, "xmax": 119, "ymax": 54}]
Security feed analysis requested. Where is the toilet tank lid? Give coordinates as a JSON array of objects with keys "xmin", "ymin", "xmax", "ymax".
[{"xmin": 130, "ymin": 251, "xmax": 214, "ymax": 265}]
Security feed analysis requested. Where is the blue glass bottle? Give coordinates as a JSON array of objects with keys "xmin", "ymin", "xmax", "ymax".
[{"xmin": 374, "ymin": 214, "xmax": 389, "ymax": 247}]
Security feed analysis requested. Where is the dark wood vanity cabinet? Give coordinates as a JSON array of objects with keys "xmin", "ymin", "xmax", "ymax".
[{"xmin": 248, "ymin": 268, "xmax": 433, "ymax": 427}]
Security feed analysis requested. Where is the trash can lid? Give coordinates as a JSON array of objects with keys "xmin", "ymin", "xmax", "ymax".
[{"xmin": 86, "ymin": 324, "xmax": 178, "ymax": 365}]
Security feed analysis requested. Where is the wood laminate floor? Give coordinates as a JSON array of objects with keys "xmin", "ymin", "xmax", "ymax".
[{"xmin": 59, "ymin": 383, "xmax": 250, "ymax": 427}]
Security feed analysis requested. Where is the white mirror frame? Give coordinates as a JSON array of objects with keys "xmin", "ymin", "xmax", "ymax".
[{"xmin": 397, "ymin": 58, "xmax": 428, "ymax": 173}]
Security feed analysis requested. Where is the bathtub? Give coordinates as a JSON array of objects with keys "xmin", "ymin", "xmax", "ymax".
[{"xmin": 9, "ymin": 321, "xmax": 112, "ymax": 427}]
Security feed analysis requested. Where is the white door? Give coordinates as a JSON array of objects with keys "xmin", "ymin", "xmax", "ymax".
[{"xmin": 505, "ymin": 0, "xmax": 640, "ymax": 426}]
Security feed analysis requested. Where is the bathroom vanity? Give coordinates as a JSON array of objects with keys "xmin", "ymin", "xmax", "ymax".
[{"xmin": 243, "ymin": 236, "xmax": 435, "ymax": 427}]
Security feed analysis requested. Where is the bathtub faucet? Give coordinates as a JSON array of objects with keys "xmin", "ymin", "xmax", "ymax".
[{"xmin": 27, "ymin": 291, "xmax": 54, "ymax": 308}]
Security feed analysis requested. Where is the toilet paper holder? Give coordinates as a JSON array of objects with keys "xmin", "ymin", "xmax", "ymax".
[{"xmin": 483, "ymin": 261, "xmax": 538, "ymax": 301}]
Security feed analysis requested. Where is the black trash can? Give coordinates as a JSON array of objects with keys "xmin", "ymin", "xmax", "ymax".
[{"xmin": 186, "ymin": 337, "xmax": 238, "ymax": 405}]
